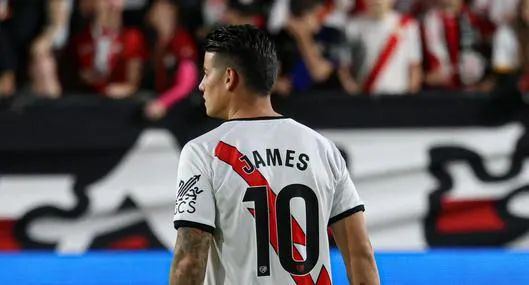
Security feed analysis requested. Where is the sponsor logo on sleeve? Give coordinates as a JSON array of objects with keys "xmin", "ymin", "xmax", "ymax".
[{"xmin": 175, "ymin": 175, "xmax": 204, "ymax": 214}]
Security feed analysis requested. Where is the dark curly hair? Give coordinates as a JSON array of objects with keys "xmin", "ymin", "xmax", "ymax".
[{"xmin": 204, "ymin": 24, "xmax": 278, "ymax": 96}]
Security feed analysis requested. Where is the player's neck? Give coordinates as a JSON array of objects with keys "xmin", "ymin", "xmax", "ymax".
[{"xmin": 226, "ymin": 95, "xmax": 281, "ymax": 121}]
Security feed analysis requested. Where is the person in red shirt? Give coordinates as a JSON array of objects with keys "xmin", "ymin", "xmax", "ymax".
[
  {"xmin": 69, "ymin": 0, "xmax": 146, "ymax": 98},
  {"xmin": 143, "ymin": 0, "xmax": 199, "ymax": 120},
  {"xmin": 421, "ymin": 0, "xmax": 495, "ymax": 91}
]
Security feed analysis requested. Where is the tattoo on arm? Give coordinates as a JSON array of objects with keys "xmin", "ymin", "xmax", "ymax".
[{"xmin": 169, "ymin": 227, "xmax": 213, "ymax": 285}]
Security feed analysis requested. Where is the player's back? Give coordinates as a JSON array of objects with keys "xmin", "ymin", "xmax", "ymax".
[{"xmin": 173, "ymin": 117, "xmax": 363, "ymax": 285}]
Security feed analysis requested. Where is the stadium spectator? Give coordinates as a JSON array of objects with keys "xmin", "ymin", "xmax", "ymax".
[
  {"xmin": 2, "ymin": 0, "xmax": 50, "ymax": 93},
  {"xmin": 121, "ymin": 0, "xmax": 155, "ymax": 28},
  {"xmin": 473, "ymin": 0, "xmax": 519, "ymax": 25},
  {"xmin": 396, "ymin": 0, "xmax": 437, "ymax": 18},
  {"xmin": 269, "ymin": 0, "xmax": 350, "ymax": 31},
  {"xmin": 176, "ymin": 0, "xmax": 205, "ymax": 40},
  {"xmin": 350, "ymin": 0, "xmax": 436, "ymax": 18},
  {"xmin": 68, "ymin": 0, "xmax": 146, "ymax": 98},
  {"xmin": 197, "ymin": 0, "xmax": 268, "ymax": 48},
  {"xmin": 269, "ymin": 0, "xmax": 348, "ymax": 96},
  {"xmin": 224, "ymin": 0, "xmax": 267, "ymax": 27},
  {"xmin": 348, "ymin": 0, "xmax": 437, "ymax": 18},
  {"xmin": 143, "ymin": 0, "xmax": 199, "ymax": 120},
  {"xmin": 319, "ymin": 0, "xmax": 354, "ymax": 29},
  {"xmin": 202, "ymin": 0, "xmax": 228, "ymax": 29},
  {"xmin": 350, "ymin": 0, "xmax": 367, "ymax": 15},
  {"xmin": 422, "ymin": 0, "xmax": 495, "ymax": 91},
  {"xmin": 491, "ymin": 0, "xmax": 529, "ymax": 92},
  {"xmin": 339, "ymin": 0, "xmax": 423, "ymax": 95},
  {"xmin": 0, "ymin": 0, "xmax": 15, "ymax": 96},
  {"xmin": 29, "ymin": 0, "xmax": 74, "ymax": 98}
]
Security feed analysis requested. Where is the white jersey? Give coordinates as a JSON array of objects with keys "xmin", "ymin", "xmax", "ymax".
[
  {"xmin": 345, "ymin": 12, "xmax": 422, "ymax": 95},
  {"xmin": 173, "ymin": 117, "xmax": 364, "ymax": 285}
]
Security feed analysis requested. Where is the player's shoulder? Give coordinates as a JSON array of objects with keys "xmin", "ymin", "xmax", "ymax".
[
  {"xmin": 183, "ymin": 118, "xmax": 337, "ymax": 155},
  {"xmin": 182, "ymin": 123, "xmax": 233, "ymax": 151},
  {"xmin": 289, "ymin": 120, "xmax": 345, "ymax": 178},
  {"xmin": 285, "ymin": 119, "xmax": 338, "ymax": 151},
  {"xmin": 286, "ymin": 118, "xmax": 320, "ymax": 136}
]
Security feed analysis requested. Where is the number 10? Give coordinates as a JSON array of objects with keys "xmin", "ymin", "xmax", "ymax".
[{"xmin": 243, "ymin": 184, "xmax": 320, "ymax": 277}]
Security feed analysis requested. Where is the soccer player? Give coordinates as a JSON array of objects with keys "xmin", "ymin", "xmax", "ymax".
[{"xmin": 169, "ymin": 24, "xmax": 380, "ymax": 285}]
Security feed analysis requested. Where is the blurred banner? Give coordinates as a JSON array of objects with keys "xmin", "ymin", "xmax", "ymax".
[{"xmin": 0, "ymin": 93, "xmax": 528, "ymax": 252}]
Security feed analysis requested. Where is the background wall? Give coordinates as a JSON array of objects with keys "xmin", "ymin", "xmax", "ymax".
[{"xmin": 1, "ymin": 93, "xmax": 528, "ymax": 284}]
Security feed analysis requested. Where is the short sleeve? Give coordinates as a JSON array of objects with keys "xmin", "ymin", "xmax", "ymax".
[
  {"xmin": 406, "ymin": 20, "xmax": 422, "ymax": 64},
  {"xmin": 328, "ymin": 143, "xmax": 364, "ymax": 225},
  {"xmin": 493, "ymin": 25, "xmax": 519, "ymax": 72},
  {"xmin": 173, "ymin": 143, "xmax": 216, "ymax": 234}
]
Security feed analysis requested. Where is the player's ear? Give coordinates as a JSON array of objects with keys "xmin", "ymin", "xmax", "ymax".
[{"xmin": 224, "ymin": 67, "xmax": 239, "ymax": 92}]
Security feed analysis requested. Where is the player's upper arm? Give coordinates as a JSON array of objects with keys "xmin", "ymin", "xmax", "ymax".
[
  {"xmin": 173, "ymin": 142, "xmax": 216, "ymax": 234},
  {"xmin": 327, "ymin": 143, "xmax": 379, "ymax": 284},
  {"xmin": 330, "ymin": 210, "xmax": 372, "ymax": 258},
  {"xmin": 328, "ymin": 143, "xmax": 364, "ymax": 225}
]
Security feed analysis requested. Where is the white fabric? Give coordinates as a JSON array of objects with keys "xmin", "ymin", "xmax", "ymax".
[
  {"xmin": 92, "ymin": 25, "xmax": 113, "ymax": 75},
  {"xmin": 52, "ymin": 0, "xmax": 74, "ymax": 49},
  {"xmin": 267, "ymin": 0, "xmax": 289, "ymax": 33},
  {"xmin": 345, "ymin": 12, "xmax": 422, "ymax": 94},
  {"xmin": 422, "ymin": 10, "xmax": 457, "ymax": 80},
  {"xmin": 173, "ymin": 117, "xmax": 363, "ymax": 285},
  {"xmin": 492, "ymin": 25, "xmax": 519, "ymax": 71}
]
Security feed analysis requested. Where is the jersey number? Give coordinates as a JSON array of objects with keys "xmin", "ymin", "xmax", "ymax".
[{"xmin": 243, "ymin": 184, "xmax": 319, "ymax": 277}]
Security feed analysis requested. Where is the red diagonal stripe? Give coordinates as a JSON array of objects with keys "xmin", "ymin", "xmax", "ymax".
[
  {"xmin": 362, "ymin": 16, "xmax": 413, "ymax": 94},
  {"xmin": 215, "ymin": 141, "xmax": 279, "ymax": 253},
  {"xmin": 292, "ymin": 219, "xmax": 306, "ymax": 246},
  {"xmin": 248, "ymin": 208, "xmax": 304, "ymax": 261},
  {"xmin": 215, "ymin": 141, "xmax": 331, "ymax": 285}
]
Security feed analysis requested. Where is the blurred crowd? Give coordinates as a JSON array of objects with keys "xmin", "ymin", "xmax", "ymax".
[{"xmin": 0, "ymin": 0, "xmax": 527, "ymax": 119}]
